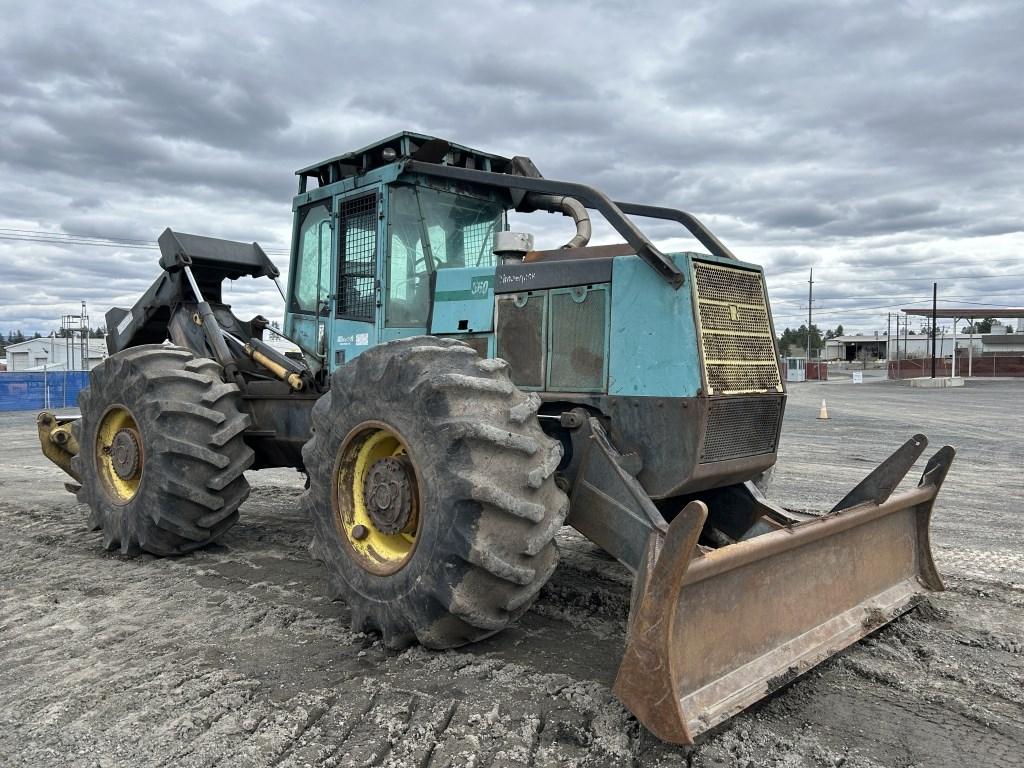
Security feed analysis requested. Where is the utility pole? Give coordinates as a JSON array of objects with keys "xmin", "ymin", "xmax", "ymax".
[
  {"xmin": 806, "ymin": 268, "xmax": 813, "ymax": 363},
  {"xmin": 886, "ymin": 313, "xmax": 891, "ymax": 377},
  {"xmin": 952, "ymin": 315, "xmax": 958, "ymax": 379},
  {"xmin": 930, "ymin": 282, "xmax": 937, "ymax": 379},
  {"xmin": 80, "ymin": 301, "xmax": 88, "ymax": 372},
  {"xmin": 903, "ymin": 313, "xmax": 908, "ymax": 376},
  {"xmin": 968, "ymin": 315, "xmax": 974, "ymax": 378},
  {"xmin": 896, "ymin": 313, "xmax": 902, "ymax": 379}
]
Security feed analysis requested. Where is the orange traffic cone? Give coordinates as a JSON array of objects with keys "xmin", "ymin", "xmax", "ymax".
[{"xmin": 818, "ymin": 399, "xmax": 829, "ymax": 420}]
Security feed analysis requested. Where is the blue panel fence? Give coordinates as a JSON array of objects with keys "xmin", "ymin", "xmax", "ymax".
[{"xmin": 0, "ymin": 371, "xmax": 90, "ymax": 412}]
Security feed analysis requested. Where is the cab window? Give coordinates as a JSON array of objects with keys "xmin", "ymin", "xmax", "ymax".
[
  {"xmin": 386, "ymin": 186, "xmax": 504, "ymax": 327},
  {"xmin": 291, "ymin": 203, "xmax": 332, "ymax": 314},
  {"xmin": 336, "ymin": 192, "xmax": 378, "ymax": 322}
]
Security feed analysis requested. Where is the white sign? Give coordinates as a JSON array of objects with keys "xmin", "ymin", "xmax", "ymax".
[
  {"xmin": 852, "ymin": 371, "xmax": 863, "ymax": 384},
  {"xmin": 336, "ymin": 332, "xmax": 371, "ymax": 347},
  {"xmin": 116, "ymin": 310, "xmax": 134, "ymax": 336}
]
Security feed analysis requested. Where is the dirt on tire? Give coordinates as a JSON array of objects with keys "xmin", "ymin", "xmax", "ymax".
[
  {"xmin": 73, "ymin": 344, "xmax": 253, "ymax": 555},
  {"xmin": 302, "ymin": 336, "xmax": 569, "ymax": 649}
]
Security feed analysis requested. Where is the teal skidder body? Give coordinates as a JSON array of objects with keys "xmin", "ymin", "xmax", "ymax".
[
  {"xmin": 416, "ymin": 250, "xmax": 720, "ymax": 399},
  {"xmin": 281, "ymin": 133, "xmax": 788, "ymax": 495},
  {"xmin": 39, "ymin": 131, "xmax": 955, "ymax": 746}
]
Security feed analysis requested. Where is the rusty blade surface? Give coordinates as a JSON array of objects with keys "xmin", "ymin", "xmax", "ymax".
[{"xmin": 613, "ymin": 446, "xmax": 954, "ymax": 745}]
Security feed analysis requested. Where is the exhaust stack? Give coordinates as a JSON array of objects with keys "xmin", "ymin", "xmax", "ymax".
[{"xmin": 524, "ymin": 192, "xmax": 592, "ymax": 249}]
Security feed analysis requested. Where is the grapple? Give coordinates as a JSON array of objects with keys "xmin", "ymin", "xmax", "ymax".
[{"xmin": 610, "ymin": 435, "xmax": 954, "ymax": 744}]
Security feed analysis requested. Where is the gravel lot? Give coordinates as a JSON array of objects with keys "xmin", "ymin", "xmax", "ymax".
[{"xmin": 1, "ymin": 379, "xmax": 1022, "ymax": 767}]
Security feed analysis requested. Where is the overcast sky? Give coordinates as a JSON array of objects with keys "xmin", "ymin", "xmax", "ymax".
[{"xmin": 1, "ymin": 0, "xmax": 1022, "ymax": 339}]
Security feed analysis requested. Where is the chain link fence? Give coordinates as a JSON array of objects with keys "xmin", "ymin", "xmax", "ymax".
[{"xmin": 0, "ymin": 371, "xmax": 89, "ymax": 412}]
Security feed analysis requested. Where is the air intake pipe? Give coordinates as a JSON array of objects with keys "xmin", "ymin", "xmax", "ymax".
[{"xmin": 523, "ymin": 193, "xmax": 592, "ymax": 249}]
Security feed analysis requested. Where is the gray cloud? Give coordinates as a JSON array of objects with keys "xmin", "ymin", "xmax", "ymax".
[{"xmin": 1, "ymin": 0, "xmax": 1022, "ymax": 339}]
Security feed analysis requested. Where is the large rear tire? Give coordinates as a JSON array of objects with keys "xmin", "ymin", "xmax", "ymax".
[
  {"xmin": 72, "ymin": 345, "xmax": 254, "ymax": 556},
  {"xmin": 301, "ymin": 337, "xmax": 569, "ymax": 649}
]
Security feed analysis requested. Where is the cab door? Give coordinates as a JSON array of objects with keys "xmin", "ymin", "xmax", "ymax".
[
  {"xmin": 283, "ymin": 198, "xmax": 333, "ymax": 368},
  {"xmin": 330, "ymin": 186, "xmax": 382, "ymax": 367}
]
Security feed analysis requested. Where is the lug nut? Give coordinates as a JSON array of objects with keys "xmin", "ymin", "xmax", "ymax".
[{"xmin": 352, "ymin": 524, "xmax": 369, "ymax": 541}]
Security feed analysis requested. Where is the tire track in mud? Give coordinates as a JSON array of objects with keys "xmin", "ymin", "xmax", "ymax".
[
  {"xmin": 3, "ymin": 491, "xmax": 1019, "ymax": 768},
  {"xmin": 0, "ymin": 495, "xmax": 638, "ymax": 767}
]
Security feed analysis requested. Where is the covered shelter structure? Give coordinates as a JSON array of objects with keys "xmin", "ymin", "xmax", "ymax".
[
  {"xmin": 901, "ymin": 307, "xmax": 1024, "ymax": 378},
  {"xmin": 823, "ymin": 334, "xmax": 888, "ymax": 362}
]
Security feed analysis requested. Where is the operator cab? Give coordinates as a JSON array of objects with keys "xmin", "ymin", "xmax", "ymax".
[{"xmin": 284, "ymin": 133, "xmax": 514, "ymax": 372}]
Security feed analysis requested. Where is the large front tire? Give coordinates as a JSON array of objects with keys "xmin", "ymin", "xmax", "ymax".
[
  {"xmin": 73, "ymin": 345, "xmax": 254, "ymax": 556},
  {"xmin": 301, "ymin": 337, "xmax": 569, "ymax": 649}
]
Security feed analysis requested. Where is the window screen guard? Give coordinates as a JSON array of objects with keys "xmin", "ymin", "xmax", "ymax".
[{"xmin": 336, "ymin": 193, "xmax": 378, "ymax": 322}]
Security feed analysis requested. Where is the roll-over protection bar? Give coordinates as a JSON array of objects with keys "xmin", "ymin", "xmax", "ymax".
[{"xmin": 402, "ymin": 159, "xmax": 738, "ymax": 290}]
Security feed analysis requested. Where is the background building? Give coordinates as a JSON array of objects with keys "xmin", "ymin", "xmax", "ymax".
[
  {"xmin": 983, "ymin": 324, "xmax": 1024, "ymax": 353},
  {"xmin": 821, "ymin": 334, "xmax": 984, "ymax": 362},
  {"xmin": 4, "ymin": 337, "xmax": 108, "ymax": 372}
]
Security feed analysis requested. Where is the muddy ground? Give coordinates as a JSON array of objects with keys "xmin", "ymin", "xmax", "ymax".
[{"xmin": 1, "ymin": 379, "xmax": 1021, "ymax": 767}]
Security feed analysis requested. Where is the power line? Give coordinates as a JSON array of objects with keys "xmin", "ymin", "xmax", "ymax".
[
  {"xmin": 768, "ymin": 271, "xmax": 1024, "ymax": 283},
  {"xmin": 773, "ymin": 294, "xmax": 933, "ymax": 304},
  {"xmin": 0, "ymin": 229, "xmax": 290, "ymax": 256},
  {"xmin": 3, "ymin": 227, "xmax": 1022, "ymax": 277},
  {"xmin": 774, "ymin": 294, "xmax": 1024, "ymax": 315},
  {"xmin": 774, "ymin": 299, "xmax": 937, "ymax": 319},
  {"xmin": 0, "ymin": 227, "xmax": 155, "ymax": 245},
  {"xmin": 0, "ymin": 234, "xmax": 160, "ymax": 249},
  {"xmin": 907, "ymin": 299, "xmax": 1024, "ymax": 308},
  {"xmin": 770, "ymin": 286, "xmax": 1024, "ymax": 305}
]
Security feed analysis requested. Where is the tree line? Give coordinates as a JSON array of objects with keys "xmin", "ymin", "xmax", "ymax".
[
  {"xmin": 777, "ymin": 317, "xmax": 1005, "ymax": 357},
  {"xmin": 776, "ymin": 324, "xmax": 842, "ymax": 356}
]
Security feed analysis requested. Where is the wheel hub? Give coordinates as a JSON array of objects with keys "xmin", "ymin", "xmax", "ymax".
[
  {"xmin": 335, "ymin": 425, "xmax": 421, "ymax": 575},
  {"xmin": 95, "ymin": 405, "xmax": 143, "ymax": 504},
  {"xmin": 110, "ymin": 428, "xmax": 141, "ymax": 480},
  {"xmin": 363, "ymin": 455, "xmax": 416, "ymax": 534}
]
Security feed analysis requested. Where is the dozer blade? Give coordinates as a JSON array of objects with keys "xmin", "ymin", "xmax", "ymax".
[{"xmin": 613, "ymin": 441, "xmax": 954, "ymax": 745}]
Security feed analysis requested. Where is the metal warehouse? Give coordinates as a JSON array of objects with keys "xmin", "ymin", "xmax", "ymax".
[{"xmin": 3, "ymin": 337, "xmax": 108, "ymax": 372}]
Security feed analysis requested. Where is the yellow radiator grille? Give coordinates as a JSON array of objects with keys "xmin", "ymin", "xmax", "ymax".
[{"xmin": 693, "ymin": 261, "xmax": 782, "ymax": 395}]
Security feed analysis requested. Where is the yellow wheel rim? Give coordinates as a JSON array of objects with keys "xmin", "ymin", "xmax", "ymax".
[
  {"xmin": 95, "ymin": 406, "xmax": 143, "ymax": 504},
  {"xmin": 333, "ymin": 423, "xmax": 420, "ymax": 575}
]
